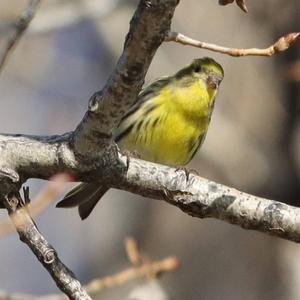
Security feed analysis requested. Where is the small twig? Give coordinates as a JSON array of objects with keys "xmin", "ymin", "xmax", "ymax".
[
  {"xmin": 86, "ymin": 237, "xmax": 179, "ymax": 294},
  {"xmin": 165, "ymin": 31, "xmax": 300, "ymax": 57},
  {"xmin": 0, "ymin": 237, "xmax": 179, "ymax": 300},
  {"xmin": 85, "ymin": 256, "xmax": 179, "ymax": 294},
  {"xmin": 3, "ymin": 196, "xmax": 91, "ymax": 300},
  {"xmin": 125, "ymin": 237, "xmax": 142, "ymax": 266},
  {"xmin": 0, "ymin": 0, "xmax": 41, "ymax": 72}
]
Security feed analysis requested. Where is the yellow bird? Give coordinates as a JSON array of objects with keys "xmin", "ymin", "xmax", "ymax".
[{"xmin": 57, "ymin": 57, "xmax": 224, "ymax": 219}]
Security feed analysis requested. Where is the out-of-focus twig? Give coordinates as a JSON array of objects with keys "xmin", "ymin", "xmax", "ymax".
[
  {"xmin": 0, "ymin": 237, "xmax": 179, "ymax": 300},
  {"xmin": 165, "ymin": 31, "xmax": 300, "ymax": 57},
  {"xmin": 85, "ymin": 256, "xmax": 178, "ymax": 294},
  {"xmin": 86, "ymin": 237, "xmax": 179, "ymax": 294},
  {"xmin": 0, "ymin": 173, "xmax": 72, "ymax": 236},
  {"xmin": 2, "ymin": 196, "xmax": 91, "ymax": 300},
  {"xmin": 125, "ymin": 237, "xmax": 142, "ymax": 266},
  {"xmin": 0, "ymin": 0, "xmax": 41, "ymax": 73},
  {"xmin": 219, "ymin": 0, "xmax": 248, "ymax": 13}
]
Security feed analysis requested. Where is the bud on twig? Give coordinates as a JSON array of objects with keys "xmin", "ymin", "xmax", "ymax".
[{"xmin": 274, "ymin": 32, "xmax": 300, "ymax": 53}]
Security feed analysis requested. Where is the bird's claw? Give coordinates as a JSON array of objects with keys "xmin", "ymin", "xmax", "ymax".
[
  {"xmin": 175, "ymin": 167, "xmax": 199, "ymax": 182},
  {"xmin": 162, "ymin": 188, "xmax": 174, "ymax": 201},
  {"xmin": 175, "ymin": 166, "xmax": 190, "ymax": 182}
]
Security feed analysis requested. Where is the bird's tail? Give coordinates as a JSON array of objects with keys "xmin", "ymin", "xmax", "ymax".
[{"xmin": 56, "ymin": 182, "xmax": 108, "ymax": 220}]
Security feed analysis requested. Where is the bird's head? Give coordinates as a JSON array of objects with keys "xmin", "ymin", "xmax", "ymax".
[{"xmin": 176, "ymin": 57, "xmax": 224, "ymax": 90}]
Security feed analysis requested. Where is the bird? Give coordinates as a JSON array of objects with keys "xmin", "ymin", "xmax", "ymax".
[{"xmin": 56, "ymin": 57, "xmax": 224, "ymax": 219}]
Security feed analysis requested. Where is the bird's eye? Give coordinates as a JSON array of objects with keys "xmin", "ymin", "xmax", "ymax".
[{"xmin": 194, "ymin": 65, "xmax": 201, "ymax": 73}]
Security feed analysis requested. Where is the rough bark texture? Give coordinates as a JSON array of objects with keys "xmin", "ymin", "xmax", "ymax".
[
  {"xmin": 0, "ymin": 1, "xmax": 181, "ymax": 298},
  {"xmin": 0, "ymin": 1, "xmax": 182, "ymax": 298},
  {"xmin": 3, "ymin": 203, "xmax": 91, "ymax": 300},
  {"xmin": 0, "ymin": 0, "xmax": 298, "ymax": 256},
  {"xmin": 72, "ymin": 0, "xmax": 179, "ymax": 156},
  {"xmin": 1, "ymin": 0, "xmax": 300, "ymax": 298},
  {"xmin": 114, "ymin": 157, "xmax": 300, "ymax": 242}
]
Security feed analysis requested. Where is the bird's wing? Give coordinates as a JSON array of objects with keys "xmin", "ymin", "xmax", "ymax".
[{"xmin": 114, "ymin": 76, "xmax": 170, "ymax": 141}]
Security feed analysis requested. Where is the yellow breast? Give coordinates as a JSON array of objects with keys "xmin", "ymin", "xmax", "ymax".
[{"xmin": 118, "ymin": 78, "xmax": 216, "ymax": 166}]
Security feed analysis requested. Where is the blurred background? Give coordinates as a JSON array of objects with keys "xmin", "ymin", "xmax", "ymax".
[{"xmin": 0, "ymin": 0, "xmax": 299, "ymax": 299}]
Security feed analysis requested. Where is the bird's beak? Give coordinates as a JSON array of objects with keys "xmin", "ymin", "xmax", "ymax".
[{"xmin": 207, "ymin": 73, "xmax": 223, "ymax": 89}]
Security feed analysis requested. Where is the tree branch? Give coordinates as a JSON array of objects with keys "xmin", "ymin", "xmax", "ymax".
[
  {"xmin": 72, "ymin": 0, "xmax": 180, "ymax": 156},
  {"xmin": 4, "ymin": 136, "xmax": 300, "ymax": 243},
  {"xmin": 0, "ymin": 1, "xmax": 181, "ymax": 297},
  {"xmin": 165, "ymin": 31, "xmax": 300, "ymax": 57},
  {"xmin": 0, "ymin": 1, "xmax": 300, "ymax": 297},
  {"xmin": 0, "ymin": 0, "xmax": 299, "ymax": 246},
  {"xmin": 3, "ymin": 197, "xmax": 91, "ymax": 300},
  {"xmin": 112, "ymin": 156, "xmax": 300, "ymax": 243},
  {"xmin": 0, "ymin": 237, "xmax": 178, "ymax": 300},
  {"xmin": 0, "ymin": 0, "xmax": 41, "ymax": 73}
]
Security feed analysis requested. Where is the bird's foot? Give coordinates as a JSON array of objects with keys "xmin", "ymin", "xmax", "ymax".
[
  {"xmin": 175, "ymin": 166, "xmax": 199, "ymax": 182},
  {"xmin": 121, "ymin": 150, "xmax": 141, "ymax": 159},
  {"xmin": 122, "ymin": 150, "xmax": 141, "ymax": 171}
]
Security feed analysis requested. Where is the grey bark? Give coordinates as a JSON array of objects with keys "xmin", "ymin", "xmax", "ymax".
[{"xmin": 0, "ymin": 0, "xmax": 181, "ymax": 298}]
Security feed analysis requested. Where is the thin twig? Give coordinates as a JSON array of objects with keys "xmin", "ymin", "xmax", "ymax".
[
  {"xmin": 125, "ymin": 237, "xmax": 142, "ymax": 266},
  {"xmin": 0, "ymin": 238, "xmax": 179, "ymax": 300},
  {"xmin": 85, "ymin": 256, "xmax": 178, "ymax": 294},
  {"xmin": 85, "ymin": 237, "xmax": 179, "ymax": 294},
  {"xmin": 0, "ymin": 173, "xmax": 71, "ymax": 236},
  {"xmin": 165, "ymin": 31, "xmax": 300, "ymax": 57},
  {"xmin": 0, "ymin": 0, "xmax": 41, "ymax": 72},
  {"xmin": 3, "ymin": 197, "xmax": 91, "ymax": 300}
]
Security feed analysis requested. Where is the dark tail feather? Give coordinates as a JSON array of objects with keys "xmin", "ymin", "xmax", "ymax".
[
  {"xmin": 78, "ymin": 186, "xmax": 109, "ymax": 220},
  {"xmin": 56, "ymin": 182, "xmax": 100, "ymax": 208}
]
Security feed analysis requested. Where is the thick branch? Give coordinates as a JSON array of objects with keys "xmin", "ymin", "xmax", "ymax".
[
  {"xmin": 0, "ymin": 2, "xmax": 181, "ymax": 297},
  {"xmin": 0, "ymin": 0, "xmax": 181, "ymax": 193},
  {"xmin": 1, "ymin": 135, "xmax": 300, "ymax": 243},
  {"xmin": 0, "ymin": 0, "xmax": 41, "ymax": 72},
  {"xmin": 165, "ymin": 31, "xmax": 300, "ymax": 57},
  {"xmin": 72, "ymin": 0, "xmax": 179, "ymax": 155},
  {"xmin": 0, "ymin": 4, "xmax": 298, "ymax": 293},
  {"xmin": 3, "ymin": 199, "xmax": 91, "ymax": 300},
  {"xmin": 113, "ymin": 156, "xmax": 300, "ymax": 243}
]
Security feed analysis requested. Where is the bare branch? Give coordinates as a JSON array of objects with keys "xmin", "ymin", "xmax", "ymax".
[
  {"xmin": 0, "ymin": 237, "xmax": 178, "ymax": 300},
  {"xmin": 0, "ymin": 0, "xmax": 41, "ymax": 73},
  {"xmin": 0, "ymin": 2, "xmax": 299, "ymax": 297},
  {"xmin": 165, "ymin": 31, "xmax": 300, "ymax": 57},
  {"xmin": 1, "ymin": 134, "xmax": 300, "ymax": 243},
  {"xmin": 0, "ymin": 2, "xmax": 181, "ymax": 296},
  {"xmin": 125, "ymin": 237, "xmax": 142, "ymax": 266},
  {"xmin": 113, "ymin": 156, "xmax": 300, "ymax": 243},
  {"xmin": 85, "ymin": 257, "xmax": 178, "ymax": 294},
  {"xmin": 3, "ymin": 197, "xmax": 91, "ymax": 300},
  {"xmin": 72, "ymin": 0, "xmax": 180, "ymax": 156}
]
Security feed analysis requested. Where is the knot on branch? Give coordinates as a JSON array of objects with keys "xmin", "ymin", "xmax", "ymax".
[
  {"xmin": 43, "ymin": 248, "xmax": 57, "ymax": 264},
  {"xmin": 0, "ymin": 167, "xmax": 19, "ymax": 183},
  {"xmin": 262, "ymin": 202, "xmax": 289, "ymax": 233},
  {"xmin": 0, "ymin": 168, "xmax": 21, "ymax": 208},
  {"xmin": 88, "ymin": 91, "xmax": 102, "ymax": 112}
]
